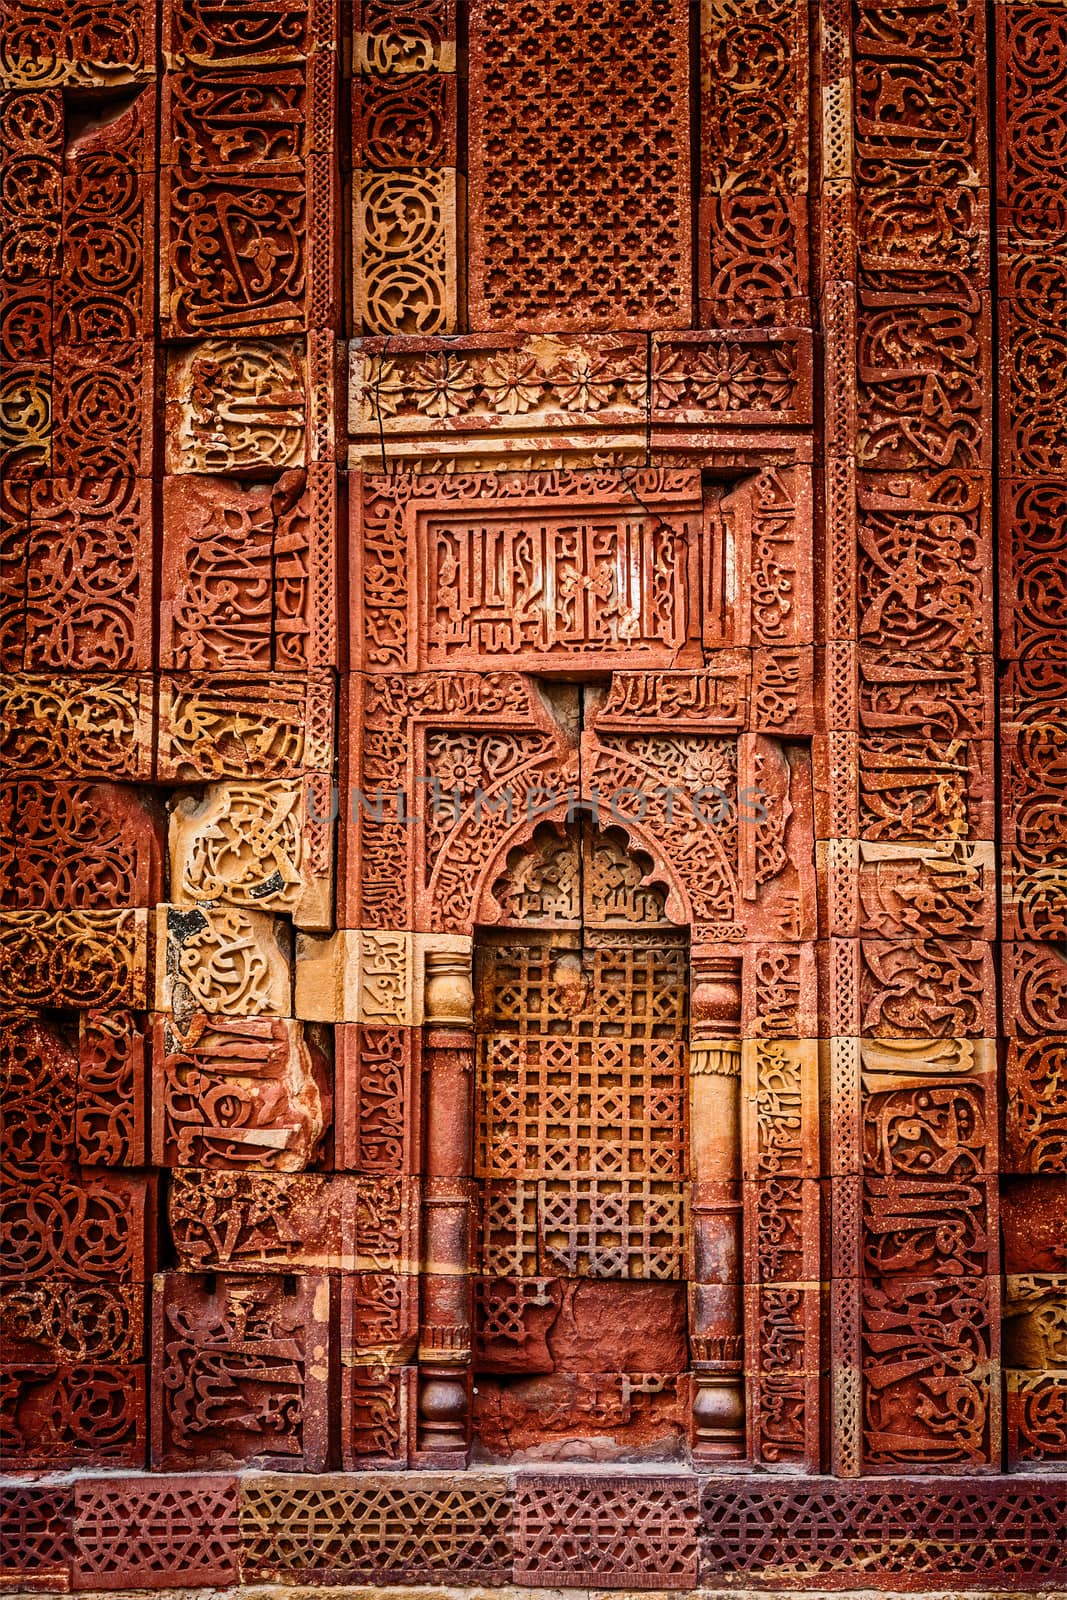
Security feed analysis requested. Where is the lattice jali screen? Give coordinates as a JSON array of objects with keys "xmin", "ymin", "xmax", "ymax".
[{"xmin": 475, "ymin": 933, "xmax": 689, "ymax": 1280}]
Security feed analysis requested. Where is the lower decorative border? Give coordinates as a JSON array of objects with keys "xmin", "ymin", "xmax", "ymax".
[{"xmin": 2, "ymin": 1472, "xmax": 1064, "ymax": 1593}]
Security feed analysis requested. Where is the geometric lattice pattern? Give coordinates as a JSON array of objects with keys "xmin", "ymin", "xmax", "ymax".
[
  {"xmin": 514, "ymin": 1474, "xmax": 699, "ymax": 1588},
  {"xmin": 72, "ymin": 1477, "xmax": 239, "ymax": 1586},
  {"xmin": 0, "ymin": 1484, "xmax": 72, "ymax": 1586},
  {"xmin": 240, "ymin": 1476, "xmax": 514, "ymax": 1583},
  {"xmin": 3, "ymin": 1472, "xmax": 1066, "ymax": 1590},
  {"xmin": 476, "ymin": 933, "xmax": 688, "ymax": 1279},
  {"xmin": 467, "ymin": 0, "xmax": 691, "ymax": 330},
  {"xmin": 699, "ymin": 1478, "xmax": 1067, "ymax": 1587}
]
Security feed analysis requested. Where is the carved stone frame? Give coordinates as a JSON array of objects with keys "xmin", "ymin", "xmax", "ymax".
[{"xmin": 347, "ymin": 431, "xmax": 820, "ymax": 1471}]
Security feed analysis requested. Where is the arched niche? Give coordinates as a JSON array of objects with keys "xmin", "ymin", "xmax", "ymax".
[{"xmin": 417, "ymin": 814, "xmax": 745, "ymax": 1468}]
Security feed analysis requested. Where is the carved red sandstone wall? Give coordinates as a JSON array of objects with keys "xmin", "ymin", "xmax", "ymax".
[{"xmin": 0, "ymin": 0, "xmax": 1065, "ymax": 1589}]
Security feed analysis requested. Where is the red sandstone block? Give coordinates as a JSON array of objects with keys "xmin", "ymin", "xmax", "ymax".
[
  {"xmin": 355, "ymin": 0, "xmax": 457, "ymax": 63},
  {"xmin": 1, "ymin": 1011, "xmax": 79, "ymax": 1174},
  {"xmin": 157, "ymin": 671, "xmax": 334, "ymax": 781},
  {"xmin": 0, "ymin": 87, "xmax": 64, "ymax": 156},
  {"xmin": 473, "ymin": 1276, "xmax": 561, "ymax": 1375},
  {"xmin": 1000, "ymin": 760, "xmax": 1066, "ymax": 872},
  {"xmin": 0, "ymin": 673, "xmax": 153, "ymax": 781},
  {"xmin": 168, "ymin": 1168, "xmax": 344, "ymax": 1270},
  {"xmin": 151, "ymin": 1271, "xmax": 330, "ymax": 1471},
  {"xmin": 699, "ymin": 1475, "xmax": 1067, "ymax": 1588},
  {"xmin": 77, "ymin": 1009, "xmax": 147, "ymax": 1167},
  {"xmin": 853, "ymin": 838, "xmax": 997, "ymax": 942},
  {"xmin": 514, "ymin": 1473, "xmax": 698, "ymax": 1589},
  {"xmin": 1003, "ymin": 941, "xmax": 1067, "ymax": 1037},
  {"xmin": 164, "ymin": 337, "xmax": 306, "ymax": 475},
  {"xmin": 862, "ymin": 1174, "xmax": 998, "ymax": 1280},
  {"xmin": 341, "ymin": 1362, "xmax": 417, "ymax": 1469},
  {"xmin": 751, "ymin": 646, "xmax": 815, "ymax": 735},
  {"xmin": 860, "ymin": 1274, "xmax": 1000, "ymax": 1472},
  {"xmin": 22, "ymin": 478, "xmax": 154, "ymax": 672},
  {"xmin": 997, "ymin": 239, "xmax": 1067, "ymax": 308},
  {"xmin": 859, "ymin": 185, "xmax": 991, "ymax": 281},
  {"xmin": 334, "ymin": 1022, "xmax": 419, "ymax": 1173},
  {"xmin": 0, "ymin": 1170, "xmax": 155, "ymax": 1283},
  {"xmin": 161, "ymin": 472, "xmax": 331, "ymax": 672},
  {"xmin": 56, "ymin": 90, "xmax": 155, "ymax": 345},
  {"xmin": 0, "ymin": 1008, "xmax": 146, "ymax": 1175},
  {"xmin": 0, "ymin": 278, "xmax": 53, "ymax": 361},
  {"xmin": 474, "ymin": 1367, "xmax": 692, "ymax": 1464},
  {"xmin": 0, "ymin": 1, "xmax": 154, "ymax": 86},
  {"xmin": 161, "ymin": 165, "xmax": 306, "ymax": 339},
  {"xmin": 240, "ymin": 1470, "xmax": 513, "ymax": 1584},
  {"xmin": 997, "ymin": 476, "xmax": 1067, "ymax": 661},
  {"xmin": 1002, "ymin": 855, "xmax": 1067, "ymax": 947},
  {"xmin": 0, "ymin": 1363, "xmax": 145, "ymax": 1468},
  {"xmin": 863, "ymin": 1071, "xmax": 999, "ymax": 1179},
  {"xmin": 1, "ymin": 361, "xmax": 50, "ymax": 479},
  {"xmin": 354, "ymin": 464, "xmax": 707, "ymax": 673},
  {"xmin": 999, "ymin": 652, "xmax": 1067, "ymax": 735},
  {"xmin": 0, "ymin": 504, "xmax": 28, "ymax": 671},
  {"xmin": 163, "ymin": 0, "xmax": 315, "ymax": 67},
  {"xmin": 343, "ymin": 1172, "xmax": 420, "ymax": 1273},
  {"xmin": 354, "ymin": 71, "xmax": 458, "ymax": 171},
  {"xmin": 859, "ymin": 735, "xmax": 996, "ymax": 844},
  {"xmin": 1001, "ymin": 1175, "xmax": 1067, "ymax": 1273},
  {"xmin": 167, "ymin": 1167, "xmax": 419, "ymax": 1273},
  {"xmin": 741, "ymin": 1039, "xmax": 820, "ymax": 1183},
  {"xmin": 0, "ymin": 906, "xmax": 149, "ymax": 1010},
  {"xmin": 743, "ymin": 1178, "xmax": 821, "ymax": 1286},
  {"xmin": 467, "ymin": 0, "xmax": 692, "ymax": 334},
  {"xmin": 698, "ymin": 194, "xmax": 811, "ymax": 331},
  {"xmin": 1000, "ymin": 299, "xmax": 1067, "ymax": 478},
  {"xmin": 0, "ymin": 116, "xmax": 61, "ymax": 281},
  {"xmin": 72, "ymin": 1474, "xmax": 239, "ymax": 1590},
  {"xmin": 736, "ymin": 737, "xmax": 819, "ymax": 945},
  {"xmin": 855, "ymin": 293, "xmax": 994, "ymax": 479},
  {"xmin": 652, "ymin": 328, "xmax": 814, "ymax": 429},
  {"xmin": 858, "ymin": 642, "xmax": 995, "ymax": 742},
  {"xmin": 0, "ymin": 1280, "xmax": 145, "ymax": 1364},
  {"xmin": 1004, "ymin": 1038, "xmax": 1067, "ymax": 1175},
  {"xmin": 858, "ymin": 936, "xmax": 997, "ymax": 1039},
  {"xmin": 743, "ymin": 1281, "xmax": 821, "ymax": 1472},
  {"xmin": 161, "ymin": 65, "xmax": 307, "ymax": 169},
  {"xmin": 740, "ymin": 942, "xmax": 818, "ymax": 1038},
  {"xmin": 0, "ymin": 781, "xmax": 162, "ymax": 911},
  {"xmin": 1005, "ymin": 1369, "xmax": 1067, "ymax": 1470},
  {"xmin": 151, "ymin": 1013, "xmax": 328, "ymax": 1171},
  {"xmin": 476, "ymin": 1277, "xmax": 689, "ymax": 1382},
  {"xmin": 341, "ymin": 1272, "xmax": 418, "ymax": 1364},
  {"xmin": 997, "ymin": 255, "xmax": 1067, "ymax": 326},
  {"xmin": 0, "ymin": 1481, "xmax": 73, "ymax": 1592},
  {"xmin": 51, "ymin": 343, "xmax": 154, "ymax": 479}
]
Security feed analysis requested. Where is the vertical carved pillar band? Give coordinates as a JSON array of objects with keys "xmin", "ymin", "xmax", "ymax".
[
  {"xmin": 416, "ymin": 946, "xmax": 474, "ymax": 1465},
  {"xmin": 688, "ymin": 948, "xmax": 745, "ymax": 1461}
]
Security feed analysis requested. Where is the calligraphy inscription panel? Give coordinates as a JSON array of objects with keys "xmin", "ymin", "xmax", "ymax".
[{"xmin": 424, "ymin": 508, "xmax": 697, "ymax": 668}]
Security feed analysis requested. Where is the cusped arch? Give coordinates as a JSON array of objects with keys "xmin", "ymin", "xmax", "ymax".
[
  {"xmin": 425, "ymin": 728, "xmax": 744, "ymax": 936},
  {"xmin": 474, "ymin": 809, "xmax": 690, "ymax": 929}
]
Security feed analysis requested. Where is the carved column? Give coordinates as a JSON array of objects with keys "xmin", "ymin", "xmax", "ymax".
[
  {"xmin": 688, "ymin": 948, "xmax": 745, "ymax": 1461},
  {"xmin": 416, "ymin": 944, "xmax": 475, "ymax": 1465}
]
